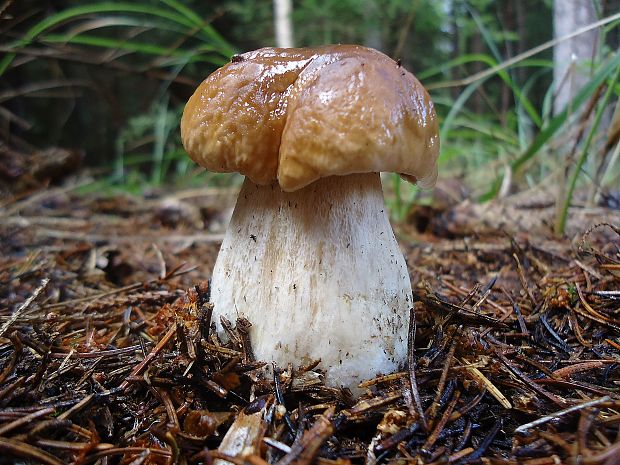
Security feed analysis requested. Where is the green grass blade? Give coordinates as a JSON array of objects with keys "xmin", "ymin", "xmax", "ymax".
[
  {"xmin": 161, "ymin": 0, "xmax": 235, "ymax": 55},
  {"xmin": 427, "ymin": 53, "xmax": 542, "ymax": 128},
  {"xmin": 512, "ymin": 51, "xmax": 620, "ymax": 173},
  {"xmin": 555, "ymin": 63, "xmax": 620, "ymax": 235},
  {"xmin": 0, "ymin": 2, "xmax": 232, "ymax": 75},
  {"xmin": 161, "ymin": 0, "xmax": 204, "ymax": 25},
  {"xmin": 419, "ymin": 53, "xmax": 498, "ymax": 80},
  {"xmin": 478, "ymin": 46, "xmax": 541, "ymax": 127},
  {"xmin": 60, "ymin": 15, "xmax": 190, "ymax": 35},
  {"xmin": 151, "ymin": 96, "xmax": 170, "ymax": 185},
  {"xmin": 420, "ymin": 55, "xmax": 551, "ymax": 82},
  {"xmin": 480, "ymin": 51, "xmax": 620, "ymax": 200},
  {"xmin": 41, "ymin": 34, "xmax": 228, "ymax": 66},
  {"xmin": 464, "ymin": 5, "xmax": 543, "ymax": 127},
  {"xmin": 467, "ymin": 6, "xmax": 503, "ymax": 63},
  {"xmin": 517, "ymin": 67, "xmax": 553, "ymax": 148},
  {"xmin": 440, "ymin": 75, "xmax": 492, "ymax": 142},
  {"xmin": 392, "ymin": 174, "xmax": 403, "ymax": 222}
]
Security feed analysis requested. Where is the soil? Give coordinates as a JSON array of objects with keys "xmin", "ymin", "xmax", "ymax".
[{"xmin": 1, "ymin": 176, "xmax": 619, "ymax": 465}]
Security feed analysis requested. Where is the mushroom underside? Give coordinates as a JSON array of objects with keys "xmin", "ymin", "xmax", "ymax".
[{"xmin": 210, "ymin": 172, "xmax": 412, "ymax": 389}]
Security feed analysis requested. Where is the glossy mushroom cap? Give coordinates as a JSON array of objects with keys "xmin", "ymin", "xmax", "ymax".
[{"xmin": 180, "ymin": 45, "xmax": 439, "ymax": 192}]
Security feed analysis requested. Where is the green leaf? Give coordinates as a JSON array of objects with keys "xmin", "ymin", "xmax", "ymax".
[
  {"xmin": 0, "ymin": 2, "xmax": 233, "ymax": 76},
  {"xmin": 512, "ymin": 51, "xmax": 620, "ymax": 174},
  {"xmin": 41, "ymin": 34, "xmax": 227, "ymax": 66},
  {"xmin": 482, "ymin": 51, "xmax": 620, "ymax": 200}
]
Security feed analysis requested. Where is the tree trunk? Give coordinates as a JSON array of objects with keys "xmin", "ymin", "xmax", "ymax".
[
  {"xmin": 471, "ymin": 31, "xmax": 485, "ymax": 114},
  {"xmin": 553, "ymin": 0, "xmax": 598, "ymax": 115},
  {"xmin": 363, "ymin": 0, "xmax": 383, "ymax": 52},
  {"xmin": 273, "ymin": 0, "xmax": 294, "ymax": 48},
  {"xmin": 449, "ymin": 0, "xmax": 461, "ymax": 101},
  {"xmin": 515, "ymin": 0, "xmax": 527, "ymax": 85}
]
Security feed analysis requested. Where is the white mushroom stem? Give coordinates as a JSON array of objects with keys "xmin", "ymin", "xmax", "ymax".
[{"xmin": 210, "ymin": 173, "xmax": 412, "ymax": 389}]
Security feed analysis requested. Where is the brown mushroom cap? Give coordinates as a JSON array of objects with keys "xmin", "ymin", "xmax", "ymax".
[{"xmin": 181, "ymin": 45, "xmax": 439, "ymax": 192}]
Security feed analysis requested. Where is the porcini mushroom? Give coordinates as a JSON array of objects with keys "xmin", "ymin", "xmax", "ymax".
[{"xmin": 181, "ymin": 45, "xmax": 439, "ymax": 389}]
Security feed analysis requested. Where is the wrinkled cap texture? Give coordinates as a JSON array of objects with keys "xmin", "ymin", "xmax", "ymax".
[{"xmin": 181, "ymin": 45, "xmax": 439, "ymax": 192}]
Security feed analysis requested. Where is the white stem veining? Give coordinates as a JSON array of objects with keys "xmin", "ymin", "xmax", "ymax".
[{"xmin": 210, "ymin": 173, "xmax": 412, "ymax": 389}]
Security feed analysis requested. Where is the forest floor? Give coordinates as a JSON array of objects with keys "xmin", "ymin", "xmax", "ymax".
[{"xmin": 1, "ymin": 174, "xmax": 619, "ymax": 465}]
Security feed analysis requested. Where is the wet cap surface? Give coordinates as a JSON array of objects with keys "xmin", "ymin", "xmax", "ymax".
[{"xmin": 181, "ymin": 45, "xmax": 439, "ymax": 191}]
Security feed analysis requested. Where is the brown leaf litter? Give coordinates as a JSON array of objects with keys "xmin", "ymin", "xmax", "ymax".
[{"xmin": 0, "ymin": 181, "xmax": 619, "ymax": 465}]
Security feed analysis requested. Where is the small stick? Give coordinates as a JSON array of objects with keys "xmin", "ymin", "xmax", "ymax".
[
  {"xmin": 201, "ymin": 342, "xmax": 243, "ymax": 357},
  {"xmin": 119, "ymin": 323, "xmax": 177, "ymax": 390},
  {"xmin": 57, "ymin": 394, "xmax": 94, "ymax": 421},
  {"xmin": 552, "ymin": 361, "xmax": 605, "ymax": 379},
  {"xmin": 0, "ymin": 437, "xmax": 63, "ymax": 465},
  {"xmin": 580, "ymin": 441, "xmax": 620, "ymax": 464},
  {"xmin": 42, "ymin": 266, "xmax": 196, "ymax": 311},
  {"xmin": 576, "ymin": 282, "xmax": 620, "ymax": 326},
  {"xmin": 422, "ymin": 391, "xmax": 460, "ymax": 451},
  {"xmin": 49, "ymin": 345, "xmax": 142, "ymax": 359},
  {"xmin": 263, "ymin": 437, "xmax": 292, "ymax": 454},
  {"xmin": 407, "ymin": 306, "xmax": 428, "ymax": 430},
  {"xmin": 35, "ymin": 228, "xmax": 224, "ymax": 244},
  {"xmin": 513, "ymin": 253, "xmax": 536, "ymax": 309},
  {"xmin": 447, "ymin": 447, "xmax": 474, "ymax": 463},
  {"xmin": 428, "ymin": 340, "xmax": 456, "ymax": 421},
  {"xmin": 358, "ymin": 372, "xmax": 407, "ymax": 388},
  {"xmin": 209, "ymin": 450, "xmax": 270, "ymax": 465},
  {"xmin": 577, "ymin": 407, "xmax": 597, "ymax": 455},
  {"xmin": 0, "ymin": 334, "xmax": 21, "ymax": 384},
  {"xmin": 0, "ymin": 278, "xmax": 49, "ymax": 338},
  {"xmin": 236, "ymin": 318, "xmax": 255, "ymax": 363},
  {"xmin": 374, "ymin": 423, "xmax": 419, "ymax": 453},
  {"xmin": 151, "ymin": 243, "xmax": 167, "ymax": 279},
  {"xmin": 453, "ymin": 418, "xmax": 473, "ymax": 452},
  {"xmin": 573, "ymin": 304, "xmax": 620, "ymax": 333},
  {"xmin": 450, "ymin": 390, "xmax": 487, "ymax": 422},
  {"xmin": 0, "ymin": 407, "xmax": 55, "ymax": 436},
  {"xmin": 471, "ymin": 275, "xmax": 497, "ymax": 311},
  {"xmin": 502, "ymin": 288, "xmax": 529, "ymax": 335},
  {"xmin": 344, "ymin": 391, "xmax": 402, "ymax": 417},
  {"xmin": 34, "ymin": 440, "xmax": 114, "ymax": 451},
  {"xmin": 276, "ymin": 406, "xmax": 335, "ymax": 465},
  {"xmin": 462, "ymin": 360, "xmax": 512, "ymax": 409},
  {"xmin": 273, "ymin": 364, "xmax": 296, "ymax": 435},
  {"xmin": 514, "ymin": 396, "xmax": 611, "ymax": 434},
  {"xmin": 540, "ymin": 314, "xmax": 571, "ymax": 354},
  {"xmin": 494, "ymin": 350, "xmax": 567, "ymax": 406},
  {"xmin": 152, "ymin": 387, "xmax": 180, "ymax": 429},
  {"xmin": 569, "ymin": 310, "xmax": 592, "ymax": 348},
  {"xmin": 455, "ymin": 419, "xmax": 502, "ymax": 464},
  {"xmin": 82, "ymin": 446, "xmax": 171, "ymax": 462}
]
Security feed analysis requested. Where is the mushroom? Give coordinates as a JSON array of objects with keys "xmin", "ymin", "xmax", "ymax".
[{"xmin": 181, "ymin": 45, "xmax": 439, "ymax": 389}]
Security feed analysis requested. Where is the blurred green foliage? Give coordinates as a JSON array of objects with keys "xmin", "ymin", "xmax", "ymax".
[{"xmin": 1, "ymin": 0, "xmax": 619, "ymax": 228}]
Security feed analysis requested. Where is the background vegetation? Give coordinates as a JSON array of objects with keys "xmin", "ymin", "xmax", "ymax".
[{"xmin": 1, "ymin": 0, "xmax": 619, "ymax": 232}]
